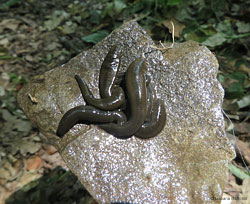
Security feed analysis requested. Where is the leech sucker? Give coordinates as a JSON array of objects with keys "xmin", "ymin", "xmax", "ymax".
[
  {"xmin": 98, "ymin": 58, "xmax": 147, "ymax": 139},
  {"xmin": 56, "ymin": 105, "xmax": 126, "ymax": 137}
]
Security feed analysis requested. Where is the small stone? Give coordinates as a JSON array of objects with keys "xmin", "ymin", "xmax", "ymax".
[{"xmin": 17, "ymin": 21, "xmax": 235, "ymax": 204}]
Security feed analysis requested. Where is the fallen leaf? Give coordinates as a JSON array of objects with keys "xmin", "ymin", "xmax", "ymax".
[
  {"xmin": 16, "ymin": 171, "xmax": 41, "ymax": 189},
  {"xmin": 0, "ymin": 72, "xmax": 10, "ymax": 87},
  {"xmin": 28, "ymin": 41, "xmax": 42, "ymax": 50},
  {"xmin": 235, "ymin": 140, "xmax": 250, "ymax": 164},
  {"xmin": 44, "ymin": 10, "xmax": 70, "ymax": 31},
  {"xmin": 0, "ymin": 185, "xmax": 12, "ymax": 204},
  {"xmin": 238, "ymin": 63, "xmax": 250, "ymax": 75},
  {"xmin": 40, "ymin": 152, "xmax": 66, "ymax": 169},
  {"xmin": 234, "ymin": 122, "xmax": 250, "ymax": 134},
  {"xmin": 45, "ymin": 42, "xmax": 61, "ymax": 51},
  {"xmin": 0, "ymin": 19, "xmax": 21, "ymax": 32},
  {"xmin": 13, "ymin": 139, "xmax": 41, "ymax": 156},
  {"xmin": 13, "ymin": 119, "xmax": 32, "ymax": 132},
  {"xmin": 236, "ymin": 21, "xmax": 250, "ymax": 33},
  {"xmin": 25, "ymin": 55, "xmax": 35, "ymax": 62},
  {"xmin": 82, "ymin": 30, "xmax": 109, "ymax": 44},
  {"xmin": 18, "ymin": 17, "xmax": 37, "ymax": 28},
  {"xmin": 0, "ymin": 86, "xmax": 5, "ymax": 96},
  {"xmin": 0, "ymin": 160, "xmax": 22, "ymax": 182},
  {"xmin": 26, "ymin": 156, "xmax": 43, "ymax": 171},
  {"xmin": 42, "ymin": 144, "xmax": 57, "ymax": 155},
  {"xmin": 229, "ymin": 163, "xmax": 250, "ymax": 180},
  {"xmin": 0, "ymin": 37, "xmax": 9, "ymax": 46},
  {"xmin": 237, "ymin": 95, "xmax": 250, "ymax": 109},
  {"xmin": 0, "ymin": 167, "xmax": 10, "ymax": 180},
  {"xmin": 60, "ymin": 21, "xmax": 77, "ymax": 34},
  {"xmin": 1, "ymin": 109, "xmax": 17, "ymax": 122},
  {"xmin": 202, "ymin": 32, "xmax": 227, "ymax": 47}
]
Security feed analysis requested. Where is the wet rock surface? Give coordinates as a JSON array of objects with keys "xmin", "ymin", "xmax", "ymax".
[{"xmin": 18, "ymin": 21, "xmax": 235, "ymax": 204}]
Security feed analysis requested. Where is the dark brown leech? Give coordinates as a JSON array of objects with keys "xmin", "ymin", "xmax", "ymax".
[
  {"xmin": 75, "ymin": 46, "xmax": 125, "ymax": 111},
  {"xmin": 135, "ymin": 99, "xmax": 166, "ymax": 139},
  {"xmin": 56, "ymin": 105, "xmax": 126, "ymax": 137},
  {"xmin": 98, "ymin": 58, "xmax": 147, "ymax": 139}
]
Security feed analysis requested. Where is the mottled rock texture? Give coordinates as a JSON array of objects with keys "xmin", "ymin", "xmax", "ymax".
[{"xmin": 18, "ymin": 21, "xmax": 235, "ymax": 204}]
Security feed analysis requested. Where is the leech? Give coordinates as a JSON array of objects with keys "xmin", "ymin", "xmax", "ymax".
[
  {"xmin": 56, "ymin": 105, "xmax": 126, "ymax": 137},
  {"xmin": 75, "ymin": 46, "xmax": 125, "ymax": 111},
  {"xmin": 99, "ymin": 58, "xmax": 147, "ymax": 139}
]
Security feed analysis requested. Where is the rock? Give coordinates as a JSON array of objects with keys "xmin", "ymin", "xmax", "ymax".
[{"xmin": 17, "ymin": 21, "xmax": 235, "ymax": 204}]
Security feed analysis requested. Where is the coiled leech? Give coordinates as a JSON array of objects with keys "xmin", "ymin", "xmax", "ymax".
[{"xmin": 56, "ymin": 46, "xmax": 166, "ymax": 139}]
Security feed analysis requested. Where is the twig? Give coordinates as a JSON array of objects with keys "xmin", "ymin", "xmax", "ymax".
[{"xmin": 150, "ymin": 21, "xmax": 175, "ymax": 50}]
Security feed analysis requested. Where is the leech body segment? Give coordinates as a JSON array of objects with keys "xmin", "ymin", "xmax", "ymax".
[{"xmin": 56, "ymin": 46, "xmax": 166, "ymax": 139}]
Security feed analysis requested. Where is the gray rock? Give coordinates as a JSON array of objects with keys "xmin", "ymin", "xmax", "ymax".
[{"xmin": 18, "ymin": 21, "xmax": 235, "ymax": 204}]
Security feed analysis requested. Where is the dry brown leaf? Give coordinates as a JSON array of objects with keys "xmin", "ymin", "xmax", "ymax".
[
  {"xmin": 28, "ymin": 41, "xmax": 42, "ymax": 50},
  {"xmin": 236, "ymin": 140, "xmax": 250, "ymax": 164},
  {"xmin": 234, "ymin": 122, "xmax": 250, "ymax": 134},
  {"xmin": 42, "ymin": 144, "xmax": 57, "ymax": 155},
  {"xmin": 0, "ymin": 185, "xmax": 12, "ymax": 204},
  {"xmin": 40, "ymin": 151, "xmax": 66, "ymax": 169},
  {"xmin": 0, "ymin": 72, "xmax": 10, "ymax": 87},
  {"xmin": 0, "ymin": 19, "xmax": 21, "ymax": 32},
  {"xmin": 222, "ymin": 99, "xmax": 239, "ymax": 112},
  {"xmin": 0, "ymin": 37, "xmax": 9, "ymax": 47},
  {"xmin": 238, "ymin": 64, "xmax": 250, "ymax": 76},
  {"xmin": 45, "ymin": 42, "xmax": 61, "ymax": 51},
  {"xmin": 17, "ymin": 139, "xmax": 41, "ymax": 156},
  {"xmin": 26, "ymin": 156, "xmax": 43, "ymax": 171},
  {"xmin": 16, "ymin": 171, "xmax": 41, "ymax": 189},
  {"xmin": 18, "ymin": 17, "xmax": 37, "ymax": 28},
  {"xmin": 25, "ymin": 55, "xmax": 35, "ymax": 62},
  {"xmin": 0, "ymin": 167, "xmax": 10, "ymax": 181},
  {"xmin": 0, "ymin": 159, "xmax": 23, "ymax": 183},
  {"xmin": 16, "ymin": 48, "xmax": 34, "ymax": 55}
]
